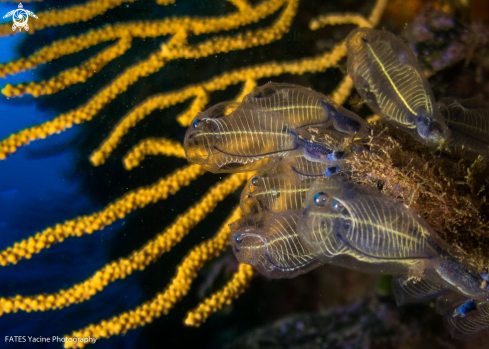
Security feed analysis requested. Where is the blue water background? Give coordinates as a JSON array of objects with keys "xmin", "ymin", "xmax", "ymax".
[{"xmin": 0, "ymin": 3, "xmax": 143, "ymax": 348}]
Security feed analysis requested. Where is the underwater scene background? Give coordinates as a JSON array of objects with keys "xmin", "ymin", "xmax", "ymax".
[{"xmin": 1, "ymin": 0, "xmax": 489, "ymax": 348}]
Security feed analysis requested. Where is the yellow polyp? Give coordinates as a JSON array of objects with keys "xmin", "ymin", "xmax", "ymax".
[
  {"xmin": 184, "ymin": 263, "xmax": 254, "ymax": 327},
  {"xmin": 331, "ymin": 75, "xmax": 355, "ymax": 105},
  {"xmin": 156, "ymin": 0, "xmax": 176, "ymax": 4},
  {"xmin": 176, "ymin": 88, "xmax": 210, "ymax": 127},
  {"xmin": 227, "ymin": 0, "xmax": 252, "ymax": 12},
  {"xmin": 123, "ymin": 139, "xmax": 186, "ymax": 170},
  {"xmin": 234, "ymin": 79, "xmax": 258, "ymax": 103},
  {"xmin": 310, "ymin": 13, "xmax": 371, "ymax": 30}
]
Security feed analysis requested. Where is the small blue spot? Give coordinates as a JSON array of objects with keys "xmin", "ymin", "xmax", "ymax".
[
  {"xmin": 481, "ymin": 271, "xmax": 489, "ymax": 283},
  {"xmin": 325, "ymin": 167, "xmax": 337, "ymax": 177},
  {"xmin": 455, "ymin": 299, "xmax": 476, "ymax": 317}
]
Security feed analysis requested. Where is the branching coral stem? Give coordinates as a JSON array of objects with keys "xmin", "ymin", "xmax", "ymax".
[
  {"xmin": 0, "ymin": 164, "xmax": 205, "ymax": 266},
  {"xmin": 64, "ymin": 204, "xmax": 246, "ymax": 348},
  {"xmin": 0, "ymin": 173, "xmax": 247, "ymax": 317},
  {"xmin": 0, "ymin": 0, "xmax": 138, "ymax": 38}
]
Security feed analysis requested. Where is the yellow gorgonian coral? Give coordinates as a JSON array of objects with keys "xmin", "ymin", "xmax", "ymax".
[{"xmin": 0, "ymin": 0, "xmax": 387, "ymax": 347}]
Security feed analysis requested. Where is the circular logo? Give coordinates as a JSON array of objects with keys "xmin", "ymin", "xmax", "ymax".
[{"xmin": 13, "ymin": 9, "xmax": 28, "ymax": 28}]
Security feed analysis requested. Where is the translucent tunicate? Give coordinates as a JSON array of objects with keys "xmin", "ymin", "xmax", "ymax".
[
  {"xmin": 346, "ymin": 28, "xmax": 449, "ymax": 145},
  {"xmin": 240, "ymin": 169, "xmax": 315, "ymax": 218},
  {"xmin": 245, "ymin": 82, "xmax": 331, "ymax": 128},
  {"xmin": 229, "ymin": 211, "xmax": 323, "ymax": 278},
  {"xmin": 299, "ymin": 178, "xmax": 489, "ymax": 302},
  {"xmin": 184, "ymin": 102, "xmax": 299, "ymax": 173},
  {"xmin": 246, "ymin": 82, "xmax": 371, "ymax": 136},
  {"xmin": 436, "ymin": 292, "xmax": 489, "ymax": 339},
  {"xmin": 438, "ymin": 97, "xmax": 489, "ymax": 158},
  {"xmin": 299, "ymin": 178, "xmax": 437, "ymax": 276},
  {"xmin": 392, "ymin": 275, "xmax": 447, "ymax": 306}
]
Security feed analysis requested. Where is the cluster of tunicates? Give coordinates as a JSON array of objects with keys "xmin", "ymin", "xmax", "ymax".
[{"xmin": 184, "ymin": 27, "xmax": 489, "ymax": 339}]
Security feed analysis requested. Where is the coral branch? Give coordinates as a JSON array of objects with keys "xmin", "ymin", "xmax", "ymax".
[
  {"xmin": 0, "ymin": 173, "xmax": 246, "ymax": 317},
  {"xmin": 0, "ymin": 0, "xmax": 286, "ymax": 80},
  {"xmin": 0, "ymin": 164, "xmax": 205, "ymax": 266},
  {"xmin": 123, "ymin": 138, "xmax": 186, "ymax": 170},
  {"xmin": 331, "ymin": 75, "xmax": 354, "ymax": 105},
  {"xmin": 3, "ymin": 36, "xmax": 133, "ymax": 97},
  {"xmin": 0, "ymin": 0, "xmax": 298, "ymax": 159},
  {"xmin": 0, "ymin": 0, "xmax": 137, "ymax": 38},
  {"xmin": 310, "ymin": 13, "xmax": 373, "ymax": 30},
  {"xmin": 185, "ymin": 263, "xmax": 254, "ymax": 327},
  {"xmin": 64, "ymin": 200, "xmax": 245, "ymax": 348}
]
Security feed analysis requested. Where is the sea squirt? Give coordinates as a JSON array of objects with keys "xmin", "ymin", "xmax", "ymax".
[
  {"xmin": 246, "ymin": 83, "xmax": 370, "ymax": 136},
  {"xmin": 346, "ymin": 28, "xmax": 449, "ymax": 145},
  {"xmin": 184, "ymin": 101, "xmax": 299, "ymax": 173},
  {"xmin": 245, "ymin": 83, "xmax": 331, "ymax": 128},
  {"xmin": 436, "ymin": 292, "xmax": 489, "ymax": 339},
  {"xmin": 298, "ymin": 178, "xmax": 439, "ymax": 275},
  {"xmin": 185, "ymin": 83, "xmax": 369, "ymax": 174},
  {"xmin": 391, "ymin": 275, "xmax": 448, "ymax": 305},
  {"xmin": 299, "ymin": 178, "xmax": 489, "ymax": 303},
  {"xmin": 438, "ymin": 97, "xmax": 489, "ymax": 158},
  {"xmin": 240, "ymin": 168, "xmax": 315, "ymax": 218},
  {"xmin": 229, "ymin": 210, "xmax": 322, "ymax": 278}
]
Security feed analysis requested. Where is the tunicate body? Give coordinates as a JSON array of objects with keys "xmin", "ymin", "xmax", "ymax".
[
  {"xmin": 184, "ymin": 101, "xmax": 299, "ymax": 173},
  {"xmin": 299, "ymin": 179, "xmax": 439, "ymax": 276},
  {"xmin": 245, "ymin": 83, "xmax": 331, "ymax": 128},
  {"xmin": 438, "ymin": 97, "xmax": 489, "ymax": 158},
  {"xmin": 229, "ymin": 211, "xmax": 322, "ymax": 278},
  {"xmin": 299, "ymin": 178, "xmax": 489, "ymax": 302},
  {"xmin": 185, "ymin": 83, "xmax": 369, "ymax": 173},
  {"xmin": 346, "ymin": 28, "xmax": 449, "ymax": 145},
  {"xmin": 240, "ymin": 168, "xmax": 315, "ymax": 218},
  {"xmin": 245, "ymin": 83, "xmax": 371, "ymax": 137}
]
